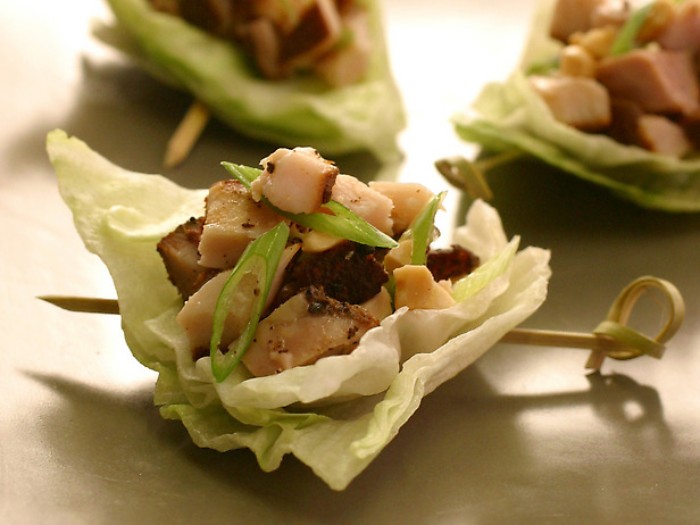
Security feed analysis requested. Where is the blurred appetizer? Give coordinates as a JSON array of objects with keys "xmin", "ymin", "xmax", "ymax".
[
  {"xmin": 46, "ymin": 129, "xmax": 551, "ymax": 490},
  {"xmin": 95, "ymin": 0, "xmax": 405, "ymax": 166},
  {"xmin": 450, "ymin": 0, "xmax": 700, "ymax": 211}
]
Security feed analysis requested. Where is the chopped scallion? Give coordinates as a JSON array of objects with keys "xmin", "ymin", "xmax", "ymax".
[
  {"xmin": 610, "ymin": 3, "xmax": 654, "ymax": 56},
  {"xmin": 405, "ymin": 192, "xmax": 446, "ymax": 266},
  {"xmin": 209, "ymin": 222, "xmax": 290, "ymax": 382}
]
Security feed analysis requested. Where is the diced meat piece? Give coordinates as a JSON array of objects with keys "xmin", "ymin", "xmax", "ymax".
[
  {"xmin": 530, "ymin": 75, "xmax": 611, "ymax": 130},
  {"xmin": 606, "ymin": 98, "xmax": 646, "ymax": 146},
  {"xmin": 596, "ymin": 50, "xmax": 700, "ymax": 116},
  {"xmin": 590, "ymin": 0, "xmax": 629, "ymax": 29},
  {"xmin": 176, "ymin": 270, "xmax": 259, "ymax": 358},
  {"xmin": 368, "ymin": 180, "xmax": 435, "ymax": 235},
  {"xmin": 314, "ymin": 7, "xmax": 371, "ymax": 87},
  {"xmin": 157, "ymin": 217, "xmax": 217, "ymax": 300},
  {"xmin": 198, "ymin": 180, "xmax": 284, "ymax": 269},
  {"xmin": 264, "ymin": 243, "xmax": 301, "ymax": 312},
  {"xmin": 179, "ymin": 0, "xmax": 236, "ymax": 36},
  {"xmin": 251, "ymin": 147, "xmax": 339, "ymax": 215},
  {"xmin": 393, "ymin": 265, "xmax": 456, "ymax": 311},
  {"xmin": 427, "ymin": 245, "xmax": 480, "ymax": 282},
  {"xmin": 242, "ymin": 286, "xmax": 379, "ymax": 376},
  {"xmin": 549, "ymin": 0, "xmax": 606, "ymax": 42},
  {"xmin": 331, "ymin": 174, "xmax": 394, "ymax": 235},
  {"xmin": 658, "ymin": 1, "xmax": 700, "ymax": 53},
  {"xmin": 637, "ymin": 115, "xmax": 692, "ymax": 156},
  {"xmin": 250, "ymin": 0, "xmax": 311, "ymax": 34},
  {"xmin": 559, "ymin": 45, "xmax": 597, "ymax": 77},
  {"xmin": 276, "ymin": 241, "xmax": 388, "ymax": 306},
  {"xmin": 360, "ymin": 288, "xmax": 393, "ymax": 321},
  {"xmin": 279, "ymin": 0, "xmax": 342, "ymax": 68},
  {"xmin": 607, "ymin": 99, "xmax": 692, "ymax": 156},
  {"xmin": 245, "ymin": 18, "xmax": 286, "ymax": 79}
]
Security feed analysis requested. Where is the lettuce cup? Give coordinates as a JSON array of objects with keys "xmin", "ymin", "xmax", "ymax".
[{"xmin": 47, "ymin": 129, "xmax": 551, "ymax": 490}]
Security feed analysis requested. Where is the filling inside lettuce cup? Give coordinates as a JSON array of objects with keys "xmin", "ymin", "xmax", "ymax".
[
  {"xmin": 95, "ymin": 0, "xmax": 406, "ymax": 165},
  {"xmin": 453, "ymin": 0, "xmax": 700, "ymax": 212},
  {"xmin": 47, "ymin": 129, "xmax": 550, "ymax": 490}
]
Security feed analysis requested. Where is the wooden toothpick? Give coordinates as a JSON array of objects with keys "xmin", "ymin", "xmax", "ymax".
[{"xmin": 38, "ymin": 276, "xmax": 684, "ymax": 371}]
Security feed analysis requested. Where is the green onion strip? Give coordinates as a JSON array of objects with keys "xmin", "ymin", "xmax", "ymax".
[
  {"xmin": 221, "ymin": 161, "xmax": 398, "ymax": 249},
  {"xmin": 209, "ymin": 222, "xmax": 290, "ymax": 382},
  {"xmin": 610, "ymin": 2, "xmax": 654, "ymax": 56},
  {"xmin": 406, "ymin": 191, "xmax": 446, "ymax": 266}
]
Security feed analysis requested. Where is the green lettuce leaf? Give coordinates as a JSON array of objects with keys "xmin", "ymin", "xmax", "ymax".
[
  {"xmin": 47, "ymin": 129, "xmax": 551, "ymax": 490},
  {"xmin": 95, "ymin": 0, "xmax": 405, "ymax": 164},
  {"xmin": 452, "ymin": 0, "xmax": 700, "ymax": 212}
]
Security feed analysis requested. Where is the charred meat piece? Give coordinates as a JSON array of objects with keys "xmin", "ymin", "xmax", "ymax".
[
  {"xmin": 368, "ymin": 180, "xmax": 435, "ymax": 236},
  {"xmin": 427, "ymin": 245, "xmax": 480, "ymax": 282},
  {"xmin": 530, "ymin": 75, "xmax": 611, "ymax": 130},
  {"xmin": 549, "ymin": 0, "xmax": 606, "ymax": 42},
  {"xmin": 251, "ymin": 147, "xmax": 339, "ymax": 214},
  {"xmin": 242, "ymin": 286, "xmax": 379, "ymax": 376},
  {"xmin": 156, "ymin": 217, "xmax": 217, "ymax": 300},
  {"xmin": 658, "ymin": 1, "xmax": 700, "ymax": 54},
  {"xmin": 637, "ymin": 115, "xmax": 692, "ymax": 157},
  {"xmin": 276, "ymin": 241, "xmax": 388, "ymax": 306},
  {"xmin": 596, "ymin": 50, "xmax": 700, "ymax": 116},
  {"xmin": 198, "ymin": 179, "xmax": 285, "ymax": 270}
]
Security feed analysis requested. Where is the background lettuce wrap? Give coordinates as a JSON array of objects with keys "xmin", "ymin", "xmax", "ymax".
[
  {"xmin": 46, "ymin": 129, "xmax": 550, "ymax": 490},
  {"xmin": 452, "ymin": 0, "xmax": 700, "ymax": 212},
  {"xmin": 96, "ymin": 0, "xmax": 406, "ymax": 164}
]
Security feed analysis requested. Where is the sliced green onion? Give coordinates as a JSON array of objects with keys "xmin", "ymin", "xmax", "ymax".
[
  {"xmin": 403, "ymin": 192, "xmax": 446, "ymax": 265},
  {"xmin": 220, "ymin": 161, "xmax": 398, "ymax": 249},
  {"xmin": 451, "ymin": 237, "xmax": 519, "ymax": 303},
  {"xmin": 610, "ymin": 2, "xmax": 654, "ymax": 56},
  {"xmin": 220, "ymin": 161, "xmax": 260, "ymax": 189},
  {"xmin": 285, "ymin": 201, "xmax": 398, "ymax": 249},
  {"xmin": 209, "ymin": 222, "xmax": 290, "ymax": 382}
]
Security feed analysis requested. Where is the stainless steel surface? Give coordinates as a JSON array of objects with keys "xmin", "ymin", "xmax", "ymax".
[{"xmin": 2, "ymin": 1, "xmax": 700, "ymax": 523}]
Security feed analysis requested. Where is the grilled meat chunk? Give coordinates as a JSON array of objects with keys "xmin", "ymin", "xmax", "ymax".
[
  {"xmin": 596, "ymin": 50, "xmax": 700, "ymax": 116},
  {"xmin": 199, "ymin": 179, "xmax": 284, "ymax": 270},
  {"xmin": 156, "ymin": 217, "xmax": 217, "ymax": 300},
  {"xmin": 530, "ymin": 75, "xmax": 611, "ymax": 130},
  {"xmin": 242, "ymin": 286, "xmax": 379, "ymax": 376},
  {"xmin": 251, "ymin": 147, "xmax": 338, "ymax": 214}
]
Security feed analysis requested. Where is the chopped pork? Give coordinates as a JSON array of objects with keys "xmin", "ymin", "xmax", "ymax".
[
  {"xmin": 242, "ymin": 286, "xmax": 379, "ymax": 376},
  {"xmin": 251, "ymin": 147, "xmax": 338, "ymax": 214},
  {"xmin": 549, "ymin": 0, "xmax": 606, "ymax": 42},
  {"xmin": 596, "ymin": 50, "xmax": 700, "ymax": 116},
  {"xmin": 149, "ymin": 0, "xmax": 371, "ymax": 86},
  {"xmin": 156, "ymin": 217, "xmax": 217, "ymax": 300},
  {"xmin": 530, "ymin": 75, "xmax": 611, "ymax": 130},
  {"xmin": 637, "ymin": 114, "xmax": 692, "ymax": 156},
  {"xmin": 199, "ymin": 179, "xmax": 285, "ymax": 269}
]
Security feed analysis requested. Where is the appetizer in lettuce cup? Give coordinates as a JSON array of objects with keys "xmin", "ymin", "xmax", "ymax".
[
  {"xmin": 95, "ymin": 0, "xmax": 405, "ymax": 166},
  {"xmin": 46, "ymin": 129, "xmax": 551, "ymax": 490},
  {"xmin": 452, "ymin": 0, "xmax": 700, "ymax": 212}
]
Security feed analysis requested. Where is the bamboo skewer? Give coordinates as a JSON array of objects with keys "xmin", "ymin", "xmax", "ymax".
[
  {"xmin": 38, "ymin": 276, "xmax": 685, "ymax": 371},
  {"xmin": 163, "ymin": 100, "xmax": 211, "ymax": 169}
]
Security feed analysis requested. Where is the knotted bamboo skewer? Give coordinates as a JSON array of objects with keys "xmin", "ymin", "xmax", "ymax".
[{"xmin": 39, "ymin": 275, "xmax": 685, "ymax": 371}]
